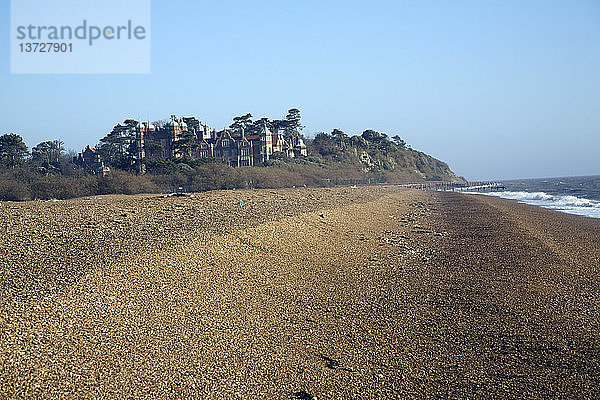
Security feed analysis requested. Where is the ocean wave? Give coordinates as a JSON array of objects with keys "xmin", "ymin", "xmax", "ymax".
[{"xmin": 465, "ymin": 190, "xmax": 600, "ymax": 218}]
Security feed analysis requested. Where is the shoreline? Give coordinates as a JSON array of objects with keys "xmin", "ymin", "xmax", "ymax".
[
  {"xmin": 1, "ymin": 187, "xmax": 599, "ymax": 398},
  {"xmin": 461, "ymin": 190, "xmax": 600, "ymax": 219}
]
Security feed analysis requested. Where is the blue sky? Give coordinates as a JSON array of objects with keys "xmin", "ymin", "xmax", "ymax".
[{"xmin": 1, "ymin": 0, "xmax": 599, "ymax": 180}]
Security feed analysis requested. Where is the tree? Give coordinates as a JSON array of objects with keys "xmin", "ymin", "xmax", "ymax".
[
  {"xmin": 0, "ymin": 133, "xmax": 28, "ymax": 167},
  {"xmin": 392, "ymin": 135, "xmax": 406, "ymax": 149},
  {"xmin": 173, "ymin": 130, "xmax": 198, "ymax": 159},
  {"xmin": 349, "ymin": 135, "xmax": 368, "ymax": 148},
  {"xmin": 153, "ymin": 119, "xmax": 168, "ymax": 129},
  {"xmin": 32, "ymin": 140, "xmax": 64, "ymax": 165},
  {"xmin": 331, "ymin": 129, "xmax": 349, "ymax": 148},
  {"xmin": 284, "ymin": 108, "xmax": 304, "ymax": 139},
  {"xmin": 312, "ymin": 132, "xmax": 342, "ymax": 158},
  {"xmin": 31, "ymin": 140, "xmax": 65, "ymax": 175},
  {"xmin": 183, "ymin": 117, "xmax": 202, "ymax": 134},
  {"xmin": 361, "ymin": 129, "xmax": 387, "ymax": 143},
  {"xmin": 270, "ymin": 119, "xmax": 287, "ymax": 134},
  {"xmin": 143, "ymin": 138, "xmax": 165, "ymax": 160},
  {"xmin": 247, "ymin": 117, "xmax": 271, "ymax": 135},
  {"xmin": 229, "ymin": 113, "xmax": 253, "ymax": 132},
  {"xmin": 98, "ymin": 120, "xmax": 138, "ymax": 167}
]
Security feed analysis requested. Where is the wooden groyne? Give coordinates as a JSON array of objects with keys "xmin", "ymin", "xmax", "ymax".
[{"xmin": 399, "ymin": 181, "xmax": 507, "ymax": 192}]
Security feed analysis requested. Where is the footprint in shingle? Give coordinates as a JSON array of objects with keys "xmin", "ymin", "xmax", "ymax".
[
  {"xmin": 320, "ymin": 355, "xmax": 340, "ymax": 369},
  {"xmin": 320, "ymin": 355, "xmax": 355, "ymax": 372},
  {"xmin": 292, "ymin": 390, "xmax": 314, "ymax": 400}
]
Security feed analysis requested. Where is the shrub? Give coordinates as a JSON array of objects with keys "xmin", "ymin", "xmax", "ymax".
[
  {"xmin": 151, "ymin": 173, "xmax": 188, "ymax": 193},
  {"xmin": 0, "ymin": 179, "xmax": 31, "ymax": 201},
  {"xmin": 188, "ymin": 164, "xmax": 241, "ymax": 192},
  {"xmin": 97, "ymin": 170, "xmax": 159, "ymax": 195}
]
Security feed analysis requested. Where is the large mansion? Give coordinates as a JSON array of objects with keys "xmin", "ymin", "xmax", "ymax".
[
  {"xmin": 135, "ymin": 115, "xmax": 307, "ymax": 167},
  {"xmin": 75, "ymin": 115, "xmax": 308, "ymax": 174}
]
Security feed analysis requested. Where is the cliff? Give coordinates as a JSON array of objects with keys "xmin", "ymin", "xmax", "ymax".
[{"xmin": 300, "ymin": 130, "xmax": 465, "ymax": 184}]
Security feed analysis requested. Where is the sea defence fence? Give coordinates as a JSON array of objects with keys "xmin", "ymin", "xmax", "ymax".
[{"xmin": 399, "ymin": 181, "xmax": 507, "ymax": 192}]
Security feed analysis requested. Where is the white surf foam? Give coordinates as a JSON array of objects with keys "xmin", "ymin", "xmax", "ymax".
[{"xmin": 465, "ymin": 191, "xmax": 600, "ymax": 218}]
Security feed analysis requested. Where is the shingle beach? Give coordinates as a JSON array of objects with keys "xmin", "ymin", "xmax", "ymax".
[{"xmin": 1, "ymin": 186, "xmax": 599, "ymax": 398}]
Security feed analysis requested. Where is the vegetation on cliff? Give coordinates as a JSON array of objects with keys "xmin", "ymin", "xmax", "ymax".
[{"xmin": 299, "ymin": 129, "xmax": 463, "ymax": 183}]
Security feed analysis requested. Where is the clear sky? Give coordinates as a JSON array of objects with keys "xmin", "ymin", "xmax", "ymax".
[{"xmin": 1, "ymin": 0, "xmax": 599, "ymax": 180}]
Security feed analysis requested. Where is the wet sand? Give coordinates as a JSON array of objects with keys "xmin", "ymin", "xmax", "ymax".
[{"xmin": 1, "ymin": 187, "xmax": 599, "ymax": 398}]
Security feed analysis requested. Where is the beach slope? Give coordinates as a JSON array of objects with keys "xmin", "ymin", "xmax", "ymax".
[{"xmin": 1, "ymin": 187, "xmax": 599, "ymax": 398}]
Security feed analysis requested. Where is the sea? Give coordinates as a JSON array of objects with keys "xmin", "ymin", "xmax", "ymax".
[{"xmin": 467, "ymin": 175, "xmax": 600, "ymax": 219}]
